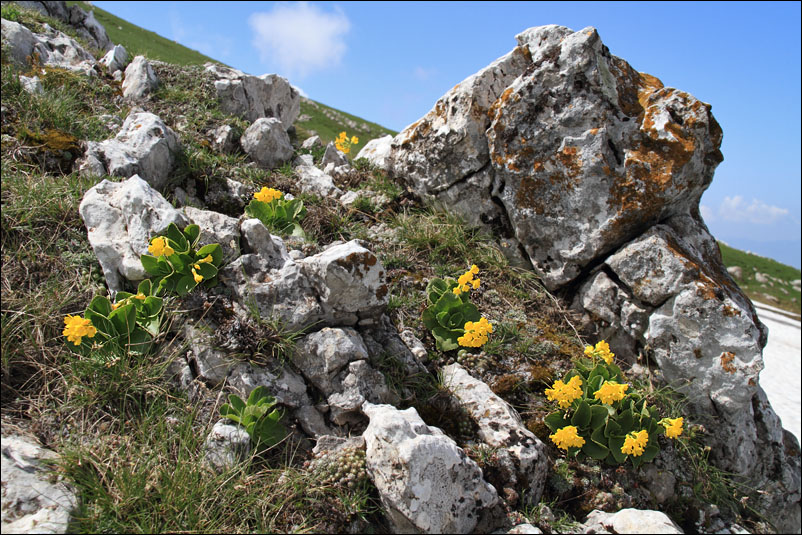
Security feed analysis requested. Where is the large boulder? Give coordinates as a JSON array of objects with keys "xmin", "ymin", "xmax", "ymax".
[
  {"xmin": 14, "ymin": 1, "xmax": 113, "ymax": 51},
  {"xmin": 362, "ymin": 403, "xmax": 501, "ymax": 533},
  {"xmin": 78, "ymin": 175, "xmax": 189, "ymax": 292},
  {"xmin": 205, "ymin": 64, "xmax": 300, "ymax": 127},
  {"xmin": 1, "ymin": 434, "xmax": 78, "ymax": 534},
  {"xmin": 240, "ymin": 117, "xmax": 293, "ymax": 170},
  {"xmin": 79, "ymin": 112, "xmax": 182, "ymax": 191},
  {"xmin": 582, "ymin": 508, "xmax": 683, "ymax": 534},
  {"xmin": 1, "ymin": 18, "xmax": 97, "ymax": 75},
  {"xmin": 100, "ymin": 44, "xmax": 128, "ymax": 74},
  {"xmin": 372, "ymin": 24, "xmax": 798, "ymax": 529}
]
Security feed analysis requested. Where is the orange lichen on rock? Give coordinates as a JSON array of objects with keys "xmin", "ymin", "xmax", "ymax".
[{"xmin": 720, "ymin": 352, "xmax": 737, "ymax": 374}]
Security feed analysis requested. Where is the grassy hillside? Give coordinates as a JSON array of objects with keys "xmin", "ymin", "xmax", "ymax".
[
  {"xmin": 67, "ymin": 1, "xmax": 396, "ymax": 152},
  {"xmin": 719, "ymin": 242, "xmax": 801, "ymax": 316}
]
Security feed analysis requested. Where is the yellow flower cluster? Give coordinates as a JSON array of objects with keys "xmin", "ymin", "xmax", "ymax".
[
  {"xmin": 335, "ymin": 131, "xmax": 359, "ymax": 154},
  {"xmin": 593, "ymin": 381, "xmax": 629, "ymax": 404},
  {"xmin": 661, "ymin": 417, "xmax": 683, "ymax": 439},
  {"xmin": 545, "ymin": 375, "xmax": 583, "ymax": 409},
  {"xmin": 550, "ymin": 425, "xmax": 586, "ymax": 450},
  {"xmin": 584, "ymin": 339, "xmax": 614, "ymax": 365},
  {"xmin": 254, "ymin": 187, "xmax": 283, "ymax": 203},
  {"xmin": 63, "ymin": 315, "xmax": 97, "ymax": 346},
  {"xmin": 191, "ymin": 255, "xmax": 213, "ymax": 284},
  {"xmin": 148, "ymin": 236, "xmax": 174, "ymax": 258},
  {"xmin": 458, "ymin": 317, "xmax": 493, "ymax": 347},
  {"xmin": 453, "ymin": 265, "xmax": 480, "ymax": 295},
  {"xmin": 621, "ymin": 429, "xmax": 648, "ymax": 457}
]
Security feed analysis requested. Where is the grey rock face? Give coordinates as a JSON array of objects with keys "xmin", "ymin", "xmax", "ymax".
[
  {"xmin": 100, "ymin": 44, "xmax": 127, "ymax": 74},
  {"xmin": 203, "ymin": 421, "xmax": 251, "ymax": 472},
  {"xmin": 582, "ymin": 508, "xmax": 683, "ymax": 534},
  {"xmin": 443, "ymin": 364, "xmax": 548, "ymax": 503},
  {"xmin": 362, "ymin": 403, "xmax": 500, "ymax": 534},
  {"xmin": 321, "ymin": 142, "xmax": 350, "ymax": 169},
  {"xmin": 239, "ymin": 219, "xmax": 291, "ymax": 269},
  {"xmin": 122, "ymin": 56, "xmax": 159, "ymax": 99},
  {"xmin": 18, "ymin": 74, "xmax": 43, "ymax": 94},
  {"xmin": 78, "ymin": 175, "xmax": 189, "ymax": 292},
  {"xmin": 355, "ymin": 135, "xmax": 393, "ymax": 169},
  {"xmin": 240, "ymin": 118, "xmax": 293, "ymax": 170},
  {"xmin": 292, "ymin": 327, "xmax": 369, "ymax": 395},
  {"xmin": 301, "ymin": 135, "xmax": 322, "ymax": 149},
  {"xmin": 1, "ymin": 18, "xmax": 97, "ymax": 75},
  {"xmin": 18, "ymin": 1, "xmax": 114, "ymax": 51},
  {"xmin": 300, "ymin": 240, "xmax": 389, "ymax": 324},
  {"xmin": 208, "ymin": 125, "xmax": 239, "ymax": 154},
  {"xmin": 79, "ymin": 112, "xmax": 182, "ymax": 192},
  {"xmin": 1, "ymin": 434, "xmax": 78, "ymax": 534},
  {"xmin": 182, "ymin": 206, "xmax": 241, "ymax": 264},
  {"xmin": 205, "ymin": 64, "xmax": 300, "ymax": 127},
  {"xmin": 294, "ymin": 163, "xmax": 342, "ymax": 198}
]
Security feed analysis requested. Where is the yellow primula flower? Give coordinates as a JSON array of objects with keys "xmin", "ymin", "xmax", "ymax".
[
  {"xmin": 254, "ymin": 187, "xmax": 283, "ymax": 203},
  {"xmin": 550, "ymin": 425, "xmax": 586, "ymax": 450},
  {"xmin": 661, "ymin": 417, "xmax": 684, "ymax": 439},
  {"xmin": 148, "ymin": 236, "xmax": 174, "ymax": 257},
  {"xmin": 593, "ymin": 381, "xmax": 629, "ymax": 404},
  {"xmin": 454, "ymin": 265, "xmax": 480, "ymax": 294},
  {"xmin": 621, "ymin": 429, "xmax": 649, "ymax": 457},
  {"xmin": 351, "ymin": 136, "xmax": 358, "ymax": 144},
  {"xmin": 545, "ymin": 375, "xmax": 583, "ymax": 409},
  {"xmin": 134, "ymin": 293, "xmax": 147, "ymax": 300},
  {"xmin": 470, "ymin": 264, "xmax": 479, "ymax": 275},
  {"xmin": 457, "ymin": 317, "xmax": 493, "ymax": 347},
  {"xmin": 63, "ymin": 314, "xmax": 97, "ymax": 346},
  {"xmin": 192, "ymin": 268, "xmax": 203, "ymax": 284},
  {"xmin": 584, "ymin": 340, "xmax": 614, "ymax": 364},
  {"xmin": 197, "ymin": 254, "xmax": 213, "ymax": 264}
]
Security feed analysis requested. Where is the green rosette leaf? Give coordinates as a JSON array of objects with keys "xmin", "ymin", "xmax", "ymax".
[
  {"xmin": 571, "ymin": 400, "xmax": 591, "ymax": 428},
  {"xmin": 108, "ymin": 302, "xmax": 136, "ymax": 336},
  {"xmin": 183, "ymin": 224, "xmax": 200, "ymax": 248},
  {"xmin": 544, "ymin": 411, "xmax": 571, "ymax": 432},
  {"xmin": 196, "ymin": 243, "xmax": 223, "ymax": 266}
]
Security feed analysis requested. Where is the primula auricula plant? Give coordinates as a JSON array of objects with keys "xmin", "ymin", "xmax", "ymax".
[
  {"xmin": 421, "ymin": 265, "xmax": 493, "ymax": 352},
  {"xmin": 544, "ymin": 340, "xmax": 684, "ymax": 467},
  {"xmin": 64, "ymin": 279, "xmax": 163, "ymax": 358},
  {"xmin": 335, "ymin": 131, "xmax": 358, "ymax": 154},
  {"xmin": 219, "ymin": 386, "xmax": 288, "ymax": 451},
  {"xmin": 245, "ymin": 186, "xmax": 307, "ymax": 238},
  {"xmin": 140, "ymin": 223, "xmax": 223, "ymax": 297}
]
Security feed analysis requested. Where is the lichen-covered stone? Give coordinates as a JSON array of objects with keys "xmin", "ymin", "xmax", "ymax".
[
  {"xmin": 206, "ymin": 64, "xmax": 299, "ymax": 127},
  {"xmin": 240, "ymin": 117, "xmax": 293, "ymax": 170}
]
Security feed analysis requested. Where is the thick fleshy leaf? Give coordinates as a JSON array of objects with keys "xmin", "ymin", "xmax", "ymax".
[
  {"xmin": 571, "ymin": 400, "xmax": 591, "ymax": 428},
  {"xmin": 183, "ymin": 224, "xmax": 200, "ymax": 248},
  {"xmin": 605, "ymin": 419, "xmax": 622, "ymax": 438},
  {"xmin": 126, "ymin": 328, "xmax": 152, "ymax": 355},
  {"xmin": 196, "ymin": 243, "xmax": 222, "ymax": 266},
  {"xmin": 544, "ymin": 411, "xmax": 570, "ymax": 432},
  {"xmin": 140, "ymin": 254, "xmax": 162, "ymax": 276},
  {"xmin": 590, "ymin": 405, "xmax": 608, "ymax": 429},
  {"xmin": 609, "ymin": 436, "xmax": 627, "ymax": 463},
  {"xmin": 421, "ymin": 308, "xmax": 439, "ymax": 331},
  {"xmin": 582, "ymin": 439, "xmax": 609, "ymax": 460},
  {"xmin": 618, "ymin": 409, "xmax": 634, "ymax": 434},
  {"xmin": 432, "ymin": 326, "xmax": 460, "ymax": 352},
  {"xmin": 426, "ymin": 278, "xmax": 452, "ymax": 304},
  {"xmin": 174, "ymin": 274, "xmax": 197, "ymax": 296},
  {"xmin": 109, "ymin": 302, "xmax": 136, "ymax": 336},
  {"xmin": 88, "ymin": 295, "xmax": 113, "ymax": 316},
  {"xmin": 228, "ymin": 394, "xmax": 246, "ymax": 414},
  {"xmin": 165, "ymin": 223, "xmax": 189, "ymax": 252},
  {"xmin": 641, "ymin": 445, "xmax": 659, "ymax": 463}
]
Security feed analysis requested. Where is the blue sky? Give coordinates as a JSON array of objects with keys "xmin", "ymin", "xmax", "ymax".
[{"xmin": 93, "ymin": 1, "xmax": 801, "ymax": 268}]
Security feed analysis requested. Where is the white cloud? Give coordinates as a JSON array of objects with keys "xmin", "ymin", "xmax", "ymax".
[
  {"xmin": 413, "ymin": 66, "xmax": 437, "ymax": 81},
  {"xmin": 700, "ymin": 204, "xmax": 715, "ymax": 223},
  {"xmin": 718, "ymin": 195, "xmax": 790, "ymax": 225},
  {"xmin": 249, "ymin": 2, "xmax": 351, "ymax": 78}
]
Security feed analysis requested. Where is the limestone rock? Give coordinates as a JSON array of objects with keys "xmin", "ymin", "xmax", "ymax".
[
  {"xmin": 582, "ymin": 508, "xmax": 683, "ymax": 534},
  {"xmin": 79, "ymin": 175, "xmax": 189, "ymax": 292},
  {"xmin": 182, "ymin": 206, "xmax": 241, "ymax": 264},
  {"xmin": 321, "ymin": 142, "xmax": 350, "ymax": 169},
  {"xmin": 301, "ymin": 135, "xmax": 322, "ymax": 149},
  {"xmin": 240, "ymin": 117, "xmax": 293, "ymax": 170},
  {"xmin": 203, "ymin": 420, "xmax": 251, "ymax": 472},
  {"xmin": 19, "ymin": 1, "xmax": 114, "ymax": 51},
  {"xmin": 295, "ymin": 163, "xmax": 342, "ymax": 198},
  {"xmin": 355, "ymin": 134, "xmax": 393, "ymax": 169},
  {"xmin": 239, "ymin": 219, "xmax": 291, "ymax": 269},
  {"xmin": 100, "ymin": 44, "xmax": 128, "ymax": 74},
  {"xmin": 328, "ymin": 360, "xmax": 399, "ymax": 426},
  {"xmin": 292, "ymin": 327, "xmax": 369, "ymax": 395},
  {"xmin": 300, "ymin": 240, "xmax": 389, "ymax": 324},
  {"xmin": 185, "ymin": 321, "xmax": 232, "ymax": 386},
  {"xmin": 362, "ymin": 403, "xmax": 500, "ymax": 534},
  {"xmin": 18, "ymin": 74, "xmax": 43, "ymax": 94},
  {"xmin": 205, "ymin": 64, "xmax": 300, "ymax": 127},
  {"xmin": 443, "ymin": 363, "xmax": 549, "ymax": 503},
  {"xmin": 1, "ymin": 434, "xmax": 78, "ymax": 534},
  {"xmin": 727, "ymin": 265, "xmax": 743, "ymax": 280},
  {"xmin": 1, "ymin": 19, "xmax": 97, "ymax": 75},
  {"xmin": 79, "ymin": 112, "xmax": 182, "ymax": 192},
  {"xmin": 208, "ymin": 124, "xmax": 239, "ymax": 154},
  {"xmin": 122, "ymin": 56, "xmax": 158, "ymax": 99}
]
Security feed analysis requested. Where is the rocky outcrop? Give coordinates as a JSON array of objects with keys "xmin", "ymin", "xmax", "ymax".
[
  {"xmin": 100, "ymin": 44, "xmax": 128, "ymax": 74},
  {"xmin": 78, "ymin": 174, "xmax": 189, "ymax": 292},
  {"xmin": 363, "ymin": 24, "xmax": 799, "ymax": 530},
  {"xmin": 362, "ymin": 403, "xmax": 502, "ymax": 533},
  {"xmin": 582, "ymin": 508, "xmax": 683, "ymax": 534},
  {"xmin": 12, "ymin": 1, "xmax": 113, "ymax": 51},
  {"xmin": 1, "ymin": 434, "xmax": 78, "ymax": 534},
  {"xmin": 122, "ymin": 55, "xmax": 158, "ymax": 99},
  {"xmin": 1, "ymin": 18, "xmax": 97, "ymax": 75},
  {"xmin": 205, "ymin": 64, "xmax": 300, "ymax": 127},
  {"xmin": 79, "ymin": 112, "xmax": 182, "ymax": 191},
  {"xmin": 356, "ymin": 134, "xmax": 393, "ymax": 168}
]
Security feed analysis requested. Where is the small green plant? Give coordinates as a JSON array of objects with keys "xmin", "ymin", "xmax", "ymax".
[
  {"xmin": 1, "ymin": 4, "xmax": 21, "ymax": 21},
  {"xmin": 421, "ymin": 265, "xmax": 493, "ymax": 351},
  {"xmin": 65, "ymin": 279, "xmax": 163, "ymax": 358},
  {"xmin": 219, "ymin": 386, "xmax": 288, "ymax": 451},
  {"xmin": 543, "ymin": 341, "xmax": 684, "ymax": 467},
  {"xmin": 245, "ymin": 187, "xmax": 307, "ymax": 238},
  {"xmin": 140, "ymin": 223, "xmax": 223, "ymax": 296}
]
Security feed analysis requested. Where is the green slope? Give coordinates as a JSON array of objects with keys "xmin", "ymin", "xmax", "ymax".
[
  {"xmin": 719, "ymin": 242, "xmax": 801, "ymax": 315},
  {"xmin": 65, "ymin": 1, "xmax": 396, "ymax": 150}
]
